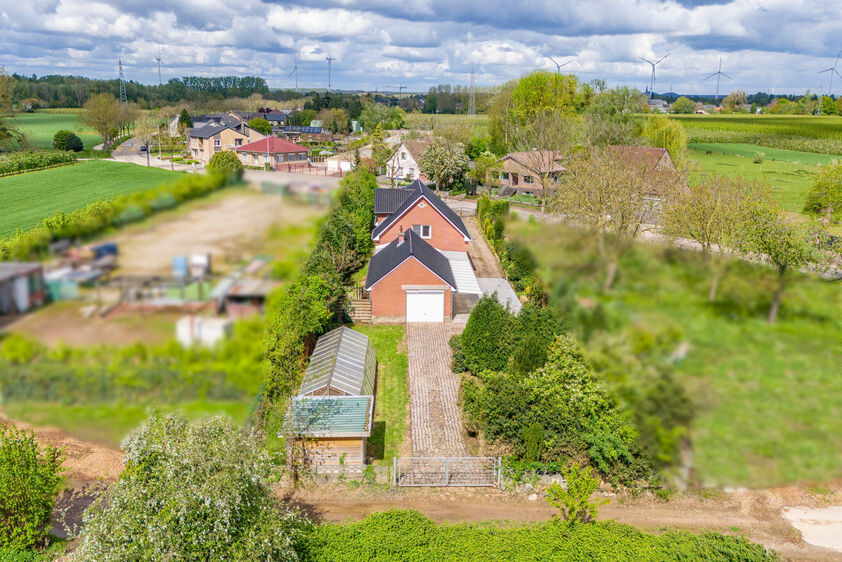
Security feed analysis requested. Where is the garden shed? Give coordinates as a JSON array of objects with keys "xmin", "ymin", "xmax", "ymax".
[
  {"xmin": 0, "ymin": 263, "xmax": 47, "ymax": 315},
  {"xmin": 298, "ymin": 326, "xmax": 376, "ymax": 397}
]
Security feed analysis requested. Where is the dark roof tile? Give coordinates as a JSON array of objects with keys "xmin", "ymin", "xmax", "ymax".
[
  {"xmin": 374, "ymin": 188, "xmax": 414, "ymax": 215},
  {"xmin": 371, "ymin": 180, "xmax": 470, "ymax": 241},
  {"xmin": 365, "ymin": 229, "xmax": 455, "ymax": 289}
]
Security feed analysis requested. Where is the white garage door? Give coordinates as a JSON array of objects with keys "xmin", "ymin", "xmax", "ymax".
[{"xmin": 406, "ymin": 290, "xmax": 444, "ymax": 323}]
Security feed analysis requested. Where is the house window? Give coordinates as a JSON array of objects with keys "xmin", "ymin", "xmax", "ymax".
[
  {"xmin": 401, "ymin": 151, "xmax": 407, "ymax": 160},
  {"xmin": 235, "ymin": 138, "xmax": 243, "ymax": 146},
  {"xmin": 213, "ymin": 138, "xmax": 221, "ymax": 148},
  {"xmin": 411, "ymin": 224, "xmax": 432, "ymax": 239},
  {"xmin": 408, "ymin": 167, "xmax": 414, "ymax": 177},
  {"xmin": 524, "ymin": 175, "xmax": 534, "ymax": 184},
  {"xmin": 278, "ymin": 154, "xmax": 285, "ymax": 162},
  {"xmin": 500, "ymin": 171, "xmax": 509, "ymax": 179},
  {"xmin": 299, "ymin": 152, "xmax": 307, "ymax": 160}
]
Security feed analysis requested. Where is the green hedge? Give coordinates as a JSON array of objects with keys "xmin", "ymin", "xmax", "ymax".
[
  {"xmin": 0, "ymin": 172, "xmax": 230, "ymax": 261},
  {"xmin": 262, "ymin": 168, "xmax": 376, "ymax": 401},
  {"xmin": 0, "ymin": 151, "xmax": 76, "ymax": 175},
  {"xmin": 299, "ymin": 509, "xmax": 778, "ymax": 561}
]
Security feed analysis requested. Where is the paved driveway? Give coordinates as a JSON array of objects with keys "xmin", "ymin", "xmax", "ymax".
[{"xmin": 406, "ymin": 323, "xmax": 467, "ymax": 456}]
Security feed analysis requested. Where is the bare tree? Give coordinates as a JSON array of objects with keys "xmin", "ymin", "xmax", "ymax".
[
  {"xmin": 134, "ymin": 114, "xmax": 160, "ymax": 166},
  {"xmin": 510, "ymin": 110, "xmax": 579, "ymax": 213},
  {"xmin": 661, "ymin": 174, "xmax": 762, "ymax": 301},
  {"xmin": 551, "ymin": 147, "xmax": 679, "ymax": 291}
]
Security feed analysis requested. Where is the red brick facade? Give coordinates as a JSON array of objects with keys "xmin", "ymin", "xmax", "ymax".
[
  {"xmin": 368, "ymin": 257, "xmax": 452, "ymax": 322},
  {"xmin": 375, "ymin": 198, "xmax": 468, "ymax": 252}
]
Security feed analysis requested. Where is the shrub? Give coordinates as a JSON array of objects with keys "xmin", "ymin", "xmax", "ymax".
[
  {"xmin": 0, "ymin": 151, "xmax": 76, "ymax": 175},
  {"xmin": 459, "ymin": 294, "xmax": 513, "ymax": 374},
  {"xmin": 73, "ymin": 413, "xmax": 310, "ymax": 560},
  {"xmin": 63, "ymin": 133, "xmax": 83, "ymax": 152},
  {"xmin": 449, "ymin": 334, "xmax": 465, "ymax": 373},
  {"xmin": 207, "ymin": 150, "xmax": 244, "ymax": 179},
  {"xmin": 52, "ymin": 130, "xmax": 71, "ymax": 150},
  {"xmin": 545, "ymin": 462, "xmax": 608, "ymax": 523},
  {"xmin": 0, "ymin": 426, "xmax": 65, "ymax": 550}
]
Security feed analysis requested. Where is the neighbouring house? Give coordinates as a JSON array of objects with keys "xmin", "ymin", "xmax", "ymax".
[
  {"xmin": 385, "ymin": 139, "xmax": 428, "ymax": 182},
  {"xmin": 221, "ymin": 278, "xmax": 277, "ymax": 318},
  {"xmin": 233, "ymin": 137, "xmax": 310, "ymax": 169},
  {"xmin": 496, "ymin": 151, "xmax": 565, "ymax": 197},
  {"xmin": 280, "ymin": 125, "xmax": 328, "ymax": 143},
  {"xmin": 607, "ymin": 145, "xmax": 681, "ymax": 220},
  {"xmin": 186, "ymin": 122, "xmax": 265, "ymax": 165},
  {"xmin": 647, "ymin": 99, "xmax": 669, "ymax": 112},
  {"xmin": 324, "ymin": 151, "xmax": 357, "ymax": 174},
  {"xmin": 365, "ymin": 229, "xmax": 456, "ymax": 323},
  {"xmin": 371, "ymin": 180, "xmax": 471, "ymax": 252},
  {"xmin": 287, "ymin": 326, "xmax": 376, "ymax": 465},
  {"xmin": 0, "ymin": 263, "xmax": 47, "ymax": 315}
]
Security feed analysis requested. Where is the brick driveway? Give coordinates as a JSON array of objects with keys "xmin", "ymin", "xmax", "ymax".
[{"xmin": 406, "ymin": 323, "xmax": 467, "ymax": 456}]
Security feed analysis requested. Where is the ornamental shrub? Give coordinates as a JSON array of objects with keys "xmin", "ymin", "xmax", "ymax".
[
  {"xmin": 0, "ymin": 426, "xmax": 65, "ymax": 550},
  {"xmin": 459, "ymin": 294, "xmax": 513, "ymax": 374},
  {"xmin": 207, "ymin": 149, "xmax": 244, "ymax": 179},
  {"xmin": 63, "ymin": 133, "xmax": 83, "ymax": 152},
  {"xmin": 52, "ymin": 130, "xmax": 71, "ymax": 150},
  {"xmin": 73, "ymin": 413, "xmax": 311, "ymax": 560},
  {"xmin": 0, "ymin": 151, "xmax": 76, "ymax": 175}
]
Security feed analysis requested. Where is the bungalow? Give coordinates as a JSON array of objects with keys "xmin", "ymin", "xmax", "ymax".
[
  {"xmin": 371, "ymin": 180, "xmax": 471, "ymax": 252},
  {"xmin": 186, "ymin": 123, "xmax": 265, "ymax": 165},
  {"xmin": 0, "ymin": 263, "xmax": 47, "ymax": 315},
  {"xmin": 496, "ymin": 151, "xmax": 565, "ymax": 197},
  {"xmin": 365, "ymin": 229, "xmax": 456, "ymax": 323},
  {"xmin": 233, "ymin": 137, "xmax": 310, "ymax": 169},
  {"xmin": 287, "ymin": 326, "xmax": 376, "ymax": 465},
  {"xmin": 385, "ymin": 139, "xmax": 428, "ymax": 182}
]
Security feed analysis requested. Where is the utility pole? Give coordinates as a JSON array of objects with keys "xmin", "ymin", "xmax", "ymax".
[
  {"xmin": 118, "ymin": 57, "xmax": 128, "ymax": 104},
  {"xmin": 326, "ymin": 55, "xmax": 336, "ymax": 91}
]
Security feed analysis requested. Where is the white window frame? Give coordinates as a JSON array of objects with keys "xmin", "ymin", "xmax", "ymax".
[
  {"xmin": 213, "ymin": 138, "xmax": 221, "ymax": 148},
  {"xmin": 412, "ymin": 224, "xmax": 432, "ymax": 239}
]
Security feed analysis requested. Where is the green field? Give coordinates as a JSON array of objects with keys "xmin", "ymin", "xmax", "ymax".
[
  {"xmin": 687, "ymin": 144, "xmax": 827, "ymax": 215},
  {"xmin": 10, "ymin": 112, "xmax": 103, "ymax": 150},
  {"xmin": 510, "ymin": 220, "xmax": 842, "ymax": 487},
  {"xmin": 0, "ymin": 160, "xmax": 182, "ymax": 235},
  {"xmin": 405, "ymin": 113, "xmax": 489, "ymax": 137},
  {"xmin": 355, "ymin": 325, "xmax": 409, "ymax": 463}
]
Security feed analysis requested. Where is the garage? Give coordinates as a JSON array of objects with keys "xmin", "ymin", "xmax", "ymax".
[{"xmin": 406, "ymin": 290, "xmax": 445, "ymax": 323}]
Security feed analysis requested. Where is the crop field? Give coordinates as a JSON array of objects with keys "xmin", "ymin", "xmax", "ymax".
[
  {"xmin": 405, "ymin": 113, "xmax": 489, "ymax": 137},
  {"xmin": 687, "ymin": 144, "xmax": 830, "ymax": 215},
  {"xmin": 0, "ymin": 160, "xmax": 182, "ymax": 236},
  {"xmin": 510, "ymin": 220, "xmax": 842, "ymax": 487},
  {"xmin": 10, "ymin": 111, "xmax": 103, "ymax": 150},
  {"xmin": 669, "ymin": 114, "xmax": 842, "ymax": 155}
]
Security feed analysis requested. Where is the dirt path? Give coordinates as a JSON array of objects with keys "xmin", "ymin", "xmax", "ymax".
[
  {"xmin": 464, "ymin": 216, "xmax": 503, "ymax": 278},
  {"xmin": 285, "ymin": 484, "xmax": 842, "ymax": 560},
  {"xmin": 109, "ymin": 190, "xmax": 321, "ymax": 275}
]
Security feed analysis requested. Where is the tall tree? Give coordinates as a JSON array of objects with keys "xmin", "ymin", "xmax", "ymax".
[
  {"xmin": 83, "ymin": 93, "xmax": 120, "ymax": 149},
  {"xmin": 0, "ymin": 68, "xmax": 24, "ymax": 150},
  {"xmin": 803, "ymin": 161, "xmax": 842, "ymax": 224},
  {"xmin": 134, "ymin": 114, "xmax": 160, "ymax": 166},
  {"xmin": 551, "ymin": 147, "xmax": 679, "ymax": 291},
  {"xmin": 510, "ymin": 110, "xmax": 579, "ymax": 213},
  {"xmin": 661, "ymin": 175, "xmax": 761, "ymax": 301},
  {"xmin": 418, "ymin": 136, "xmax": 470, "ymax": 191},
  {"xmin": 583, "ymin": 87, "xmax": 647, "ymax": 146},
  {"xmin": 670, "ymin": 96, "xmax": 696, "ymax": 114},
  {"xmin": 642, "ymin": 114, "xmax": 687, "ymax": 170},
  {"xmin": 247, "ymin": 116, "xmax": 272, "ymax": 135},
  {"xmin": 741, "ymin": 201, "xmax": 815, "ymax": 324}
]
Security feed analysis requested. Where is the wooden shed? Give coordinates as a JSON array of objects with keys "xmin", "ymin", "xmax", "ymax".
[{"xmin": 287, "ymin": 326, "xmax": 377, "ymax": 465}]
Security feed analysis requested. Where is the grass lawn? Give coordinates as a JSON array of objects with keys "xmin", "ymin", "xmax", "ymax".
[
  {"xmin": 355, "ymin": 324, "xmax": 409, "ymax": 464},
  {"xmin": 10, "ymin": 112, "xmax": 103, "ymax": 150},
  {"xmin": 509, "ymin": 220, "xmax": 842, "ymax": 487},
  {"xmin": 4, "ymin": 400, "xmax": 252, "ymax": 446},
  {"xmin": 688, "ymin": 143, "xmax": 839, "ymax": 167},
  {"xmin": 0, "ymin": 160, "xmax": 182, "ymax": 236}
]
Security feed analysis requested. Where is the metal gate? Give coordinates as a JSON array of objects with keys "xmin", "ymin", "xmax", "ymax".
[{"xmin": 393, "ymin": 457, "xmax": 500, "ymax": 487}]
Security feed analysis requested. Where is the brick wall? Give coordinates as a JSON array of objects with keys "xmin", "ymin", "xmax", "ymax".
[
  {"xmin": 369, "ymin": 257, "xmax": 452, "ymax": 321},
  {"xmin": 376, "ymin": 199, "xmax": 468, "ymax": 252}
]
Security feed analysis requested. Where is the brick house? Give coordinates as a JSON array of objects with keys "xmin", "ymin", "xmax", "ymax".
[
  {"xmin": 496, "ymin": 150, "xmax": 565, "ymax": 196},
  {"xmin": 365, "ymin": 229, "xmax": 457, "ymax": 323},
  {"xmin": 371, "ymin": 180, "xmax": 471, "ymax": 252},
  {"xmin": 233, "ymin": 137, "xmax": 310, "ymax": 169},
  {"xmin": 186, "ymin": 122, "xmax": 264, "ymax": 165}
]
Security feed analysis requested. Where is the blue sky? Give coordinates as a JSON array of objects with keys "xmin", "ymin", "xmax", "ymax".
[{"xmin": 2, "ymin": 0, "xmax": 842, "ymax": 95}]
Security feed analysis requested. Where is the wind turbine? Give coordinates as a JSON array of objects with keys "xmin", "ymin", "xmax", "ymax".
[
  {"xmin": 818, "ymin": 51, "xmax": 842, "ymax": 99},
  {"xmin": 704, "ymin": 57, "xmax": 732, "ymax": 104},
  {"xmin": 548, "ymin": 56, "xmax": 574, "ymax": 75},
  {"xmin": 639, "ymin": 53, "xmax": 670, "ymax": 99},
  {"xmin": 288, "ymin": 57, "xmax": 299, "ymax": 90}
]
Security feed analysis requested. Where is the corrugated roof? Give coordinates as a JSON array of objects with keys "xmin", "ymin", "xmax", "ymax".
[
  {"xmin": 371, "ymin": 180, "xmax": 470, "ymax": 241},
  {"xmin": 365, "ymin": 229, "xmax": 456, "ymax": 290},
  {"xmin": 299, "ymin": 326, "xmax": 376, "ymax": 397},
  {"xmin": 374, "ymin": 188, "xmax": 414, "ymax": 214},
  {"xmin": 288, "ymin": 396, "xmax": 373, "ymax": 437}
]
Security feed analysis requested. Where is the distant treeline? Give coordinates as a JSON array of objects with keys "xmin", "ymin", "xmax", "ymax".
[
  {"xmin": 9, "ymin": 74, "xmax": 308, "ymax": 109},
  {"xmin": 653, "ymin": 91, "xmax": 836, "ymax": 106}
]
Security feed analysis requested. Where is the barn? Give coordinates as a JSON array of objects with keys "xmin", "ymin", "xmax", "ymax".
[{"xmin": 287, "ymin": 326, "xmax": 377, "ymax": 465}]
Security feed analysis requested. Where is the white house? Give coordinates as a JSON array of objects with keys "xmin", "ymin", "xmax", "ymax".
[{"xmin": 385, "ymin": 139, "xmax": 428, "ymax": 182}]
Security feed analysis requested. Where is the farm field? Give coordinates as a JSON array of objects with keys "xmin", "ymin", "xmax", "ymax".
[
  {"xmin": 0, "ymin": 160, "xmax": 182, "ymax": 235},
  {"xmin": 10, "ymin": 111, "xmax": 103, "ymax": 150},
  {"xmin": 687, "ymin": 144, "xmax": 824, "ymax": 214},
  {"xmin": 509, "ymin": 220, "xmax": 842, "ymax": 488},
  {"xmin": 405, "ymin": 112, "xmax": 489, "ymax": 137}
]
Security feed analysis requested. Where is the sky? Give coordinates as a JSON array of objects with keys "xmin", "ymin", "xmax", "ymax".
[{"xmin": 2, "ymin": 0, "xmax": 842, "ymax": 96}]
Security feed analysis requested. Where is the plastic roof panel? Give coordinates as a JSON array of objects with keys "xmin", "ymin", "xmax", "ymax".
[
  {"xmin": 288, "ymin": 396, "xmax": 373, "ymax": 436},
  {"xmin": 299, "ymin": 326, "xmax": 376, "ymax": 397}
]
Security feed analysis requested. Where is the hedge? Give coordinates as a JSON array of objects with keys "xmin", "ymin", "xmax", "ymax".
[
  {"xmin": 0, "ymin": 151, "xmax": 76, "ymax": 176},
  {"xmin": 0, "ymin": 172, "xmax": 231, "ymax": 261},
  {"xmin": 299, "ymin": 509, "xmax": 778, "ymax": 561}
]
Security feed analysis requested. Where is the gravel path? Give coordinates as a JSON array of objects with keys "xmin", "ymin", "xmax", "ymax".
[{"xmin": 406, "ymin": 323, "xmax": 467, "ymax": 456}]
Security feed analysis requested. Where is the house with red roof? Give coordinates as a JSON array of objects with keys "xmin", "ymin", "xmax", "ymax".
[{"xmin": 233, "ymin": 137, "xmax": 311, "ymax": 169}]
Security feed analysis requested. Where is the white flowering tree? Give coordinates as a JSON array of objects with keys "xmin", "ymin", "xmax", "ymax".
[{"xmin": 73, "ymin": 413, "xmax": 310, "ymax": 560}]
